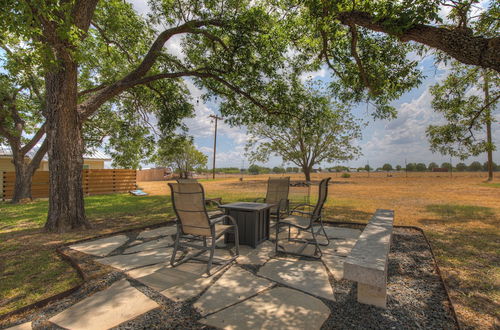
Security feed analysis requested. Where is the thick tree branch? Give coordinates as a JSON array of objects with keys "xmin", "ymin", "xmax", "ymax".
[
  {"xmin": 27, "ymin": 138, "xmax": 48, "ymax": 173},
  {"xmin": 347, "ymin": 24, "xmax": 376, "ymax": 95},
  {"xmin": 337, "ymin": 11, "xmax": 500, "ymax": 72},
  {"xmin": 78, "ymin": 19, "xmax": 225, "ymax": 117},
  {"xmin": 72, "ymin": 0, "xmax": 99, "ymax": 35},
  {"xmin": 20, "ymin": 122, "xmax": 46, "ymax": 155}
]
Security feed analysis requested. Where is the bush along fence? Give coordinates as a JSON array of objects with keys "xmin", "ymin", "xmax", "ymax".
[{"xmin": 1, "ymin": 169, "xmax": 136, "ymax": 200}]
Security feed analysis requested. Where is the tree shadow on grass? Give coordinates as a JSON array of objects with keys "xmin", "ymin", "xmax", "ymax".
[
  {"xmin": 419, "ymin": 204, "xmax": 497, "ymax": 225},
  {"xmin": 323, "ymin": 206, "xmax": 373, "ymax": 223}
]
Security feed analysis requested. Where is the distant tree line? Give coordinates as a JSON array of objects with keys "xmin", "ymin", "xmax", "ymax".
[{"xmin": 378, "ymin": 161, "xmax": 499, "ymax": 172}]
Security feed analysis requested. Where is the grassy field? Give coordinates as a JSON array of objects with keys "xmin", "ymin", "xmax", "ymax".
[{"xmin": 0, "ymin": 172, "xmax": 498, "ymax": 328}]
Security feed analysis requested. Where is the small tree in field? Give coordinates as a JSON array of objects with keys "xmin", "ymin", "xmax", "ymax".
[
  {"xmin": 382, "ymin": 164, "xmax": 392, "ymax": 172},
  {"xmin": 428, "ymin": 162, "xmax": 439, "ymax": 171},
  {"xmin": 416, "ymin": 163, "xmax": 427, "ymax": 172},
  {"xmin": 246, "ymin": 81, "xmax": 361, "ymax": 182},
  {"xmin": 456, "ymin": 163, "xmax": 467, "ymax": 171},
  {"xmin": 468, "ymin": 161, "xmax": 482, "ymax": 172},
  {"xmin": 155, "ymin": 137, "xmax": 207, "ymax": 179}
]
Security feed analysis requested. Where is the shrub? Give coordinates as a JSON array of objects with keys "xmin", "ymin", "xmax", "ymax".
[{"xmin": 341, "ymin": 173, "xmax": 351, "ymax": 178}]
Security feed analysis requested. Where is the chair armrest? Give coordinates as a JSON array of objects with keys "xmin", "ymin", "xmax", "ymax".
[
  {"xmin": 254, "ymin": 197, "xmax": 266, "ymax": 203},
  {"xmin": 210, "ymin": 214, "xmax": 237, "ymax": 226},
  {"xmin": 291, "ymin": 203, "xmax": 315, "ymax": 212},
  {"xmin": 206, "ymin": 197, "xmax": 222, "ymax": 207},
  {"xmin": 290, "ymin": 209, "xmax": 313, "ymax": 216}
]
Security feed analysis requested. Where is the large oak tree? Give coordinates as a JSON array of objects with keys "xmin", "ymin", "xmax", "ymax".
[{"xmin": 0, "ymin": 0, "xmax": 289, "ymax": 232}]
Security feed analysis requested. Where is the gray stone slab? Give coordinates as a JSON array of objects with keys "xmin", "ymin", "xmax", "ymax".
[
  {"xmin": 321, "ymin": 238, "xmax": 357, "ymax": 257},
  {"xmin": 258, "ymin": 259, "xmax": 334, "ymax": 300},
  {"xmin": 322, "ymin": 255, "xmax": 346, "ymax": 281},
  {"xmin": 279, "ymin": 241, "xmax": 318, "ymax": 257},
  {"xmin": 358, "ymin": 283, "xmax": 387, "ymax": 308},
  {"xmin": 137, "ymin": 226, "xmax": 176, "ymax": 239},
  {"xmin": 194, "ymin": 266, "xmax": 273, "ymax": 315},
  {"xmin": 126, "ymin": 263, "xmax": 167, "ymax": 278},
  {"xmin": 322, "ymin": 227, "xmax": 361, "ymax": 239},
  {"xmin": 6, "ymin": 322, "xmax": 31, "ymax": 330},
  {"xmin": 69, "ymin": 235, "xmax": 128, "ymax": 257},
  {"xmin": 237, "ymin": 241, "xmax": 275, "ymax": 266},
  {"xmin": 123, "ymin": 237, "xmax": 173, "ymax": 254},
  {"xmin": 160, "ymin": 276, "xmax": 213, "ymax": 302},
  {"xmin": 135, "ymin": 262, "xmax": 207, "ymax": 292},
  {"xmin": 49, "ymin": 279, "xmax": 158, "ymax": 330},
  {"xmin": 199, "ymin": 287, "xmax": 330, "ymax": 330},
  {"xmin": 97, "ymin": 247, "xmax": 173, "ymax": 271},
  {"xmin": 343, "ymin": 210, "xmax": 394, "ymax": 288}
]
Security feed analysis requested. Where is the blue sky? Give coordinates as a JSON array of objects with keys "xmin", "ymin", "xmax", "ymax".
[{"xmin": 181, "ymin": 60, "xmax": 499, "ymax": 170}]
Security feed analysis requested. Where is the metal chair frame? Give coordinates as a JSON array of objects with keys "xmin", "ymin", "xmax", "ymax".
[
  {"xmin": 255, "ymin": 177, "xmax": 290, "ymax": 225},
  {"xmin": 275, "ymin": 177, "xmax": 331, "ymax": 258},
  {"xmin": 169, "ymin": 182, "xmax": 239, "ymax": 275}
]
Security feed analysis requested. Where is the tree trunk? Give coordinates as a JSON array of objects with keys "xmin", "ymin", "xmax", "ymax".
[
  {"xmin": 11, "ymin": 162, "xmax": 33, "ymax": 203},
  {"xmin": 303, "ymin": 165, "xmax": 311, "ymax": 182},
  {"xmin": 44, "ymin": 62, "xmax": 91, "ymax": 232},
  {"xmin": 483, "ymin": 70, "xmax": 494, "ymax": 181}
]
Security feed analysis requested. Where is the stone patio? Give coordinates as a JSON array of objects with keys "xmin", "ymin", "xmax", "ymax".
[{"xmin": 3, "ymin": 225, "xmax": 458, "ymax": 329}]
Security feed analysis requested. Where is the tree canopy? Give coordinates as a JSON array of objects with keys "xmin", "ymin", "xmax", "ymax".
[{"xmin": 245, "ymin": 79, "xmax": 361, "ymax": 181}]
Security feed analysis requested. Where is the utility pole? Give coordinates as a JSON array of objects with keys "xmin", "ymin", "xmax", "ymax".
[
  {"xmin": 405, "ymin": 158, "xmax": 408, "ymax": 178},
  {"xmin": 209, "ymin": 114, "xmax": 222, "ymax": 179}
]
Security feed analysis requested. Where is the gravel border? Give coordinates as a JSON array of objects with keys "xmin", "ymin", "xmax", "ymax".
[{"xmin": 1, "ymin": 226, "xmax": 459, "ymax": 329}]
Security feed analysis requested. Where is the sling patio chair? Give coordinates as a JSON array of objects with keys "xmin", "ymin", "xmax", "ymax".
[
  {"xmin": 176, "ymin": 178, "xmax": 224, "ymax": 218},
  {"xmin": 255, "ymin": 177, "xmax": 290, "ymax": 226},
  {"xmin": 275, "ymin": 177, "xmax": 331, "ymax": 258},
  {"xmin": 169, "ymin": 182, "xmax": 239, "ymax": 275}
]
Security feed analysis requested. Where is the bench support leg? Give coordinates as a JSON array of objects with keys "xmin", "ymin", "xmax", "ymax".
[{"xmin": 357, "ymin": 283, "xmax": 387, "ymax": 308}]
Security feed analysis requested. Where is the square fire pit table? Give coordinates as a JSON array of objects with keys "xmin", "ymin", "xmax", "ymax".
[{"xmin": 220, "ymin": 202, "xmax": 275, "ymax": 248}]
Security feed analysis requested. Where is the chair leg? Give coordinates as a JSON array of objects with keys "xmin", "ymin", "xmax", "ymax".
[
  {"xmin": 233, "ymin": 225, "xmax": 240, "ymax": 256},
  {"xmin": 310, "ymin": 225, "xmax": 322, "ymax": 257},
  {"xmin": 275, "ymin": 221, "xmax": 280, "ymax": 253},
  {"xmin": 170, "ymin": 230, "xmax": 181, "ymax": 266},
  {"xmin": 318, "ymin": 218, "xmax": 330, "ymax": 246},
  {"xmin": 206, "ymin": 236, "xmax": 217, "ymax": 275}
]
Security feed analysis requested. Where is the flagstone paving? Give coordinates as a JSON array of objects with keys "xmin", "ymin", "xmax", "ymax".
[
  {"xmin": 194, "ymin": 266, "xmax": 274, "ymax": 315},
  {"xmin": 321, "ymin": 238, "xmax": 357, "ymax": 256},
  {"xmin": 97, "ymin": 247, "xmax": 173, "ymax": 271},
  {"xmin": 160, "ymin": 275, "xmax": 215, "ymax": 302},
  {"xmin": 49, "ymin": 279, "xmax": 158, "ymax": 330},
  {"xmin": 322, "ymin": 254, "xmax": 346, "ymax": 281},
  {"xmin": 123, "ymin": 237, "xmax": 173, "ymax": 254},
  {"xmin": 237, "ymin": 240, "xmax": 275, "ymax": 265},
  {"xmin": 258, "ymin": 259, "xmax": 335, "ymax": 300},
  {"xmin": 2, "ymin": 227, "xmax": 458, "ymax": 330},
  {"xmin": 322, "ymin": 226, "xmax": 361, "ymax": 239},
  {"xmin": 137, "ymin": 226, "xmax": 177, "ymax": 239},
  {"xmin": 199, "ymin": 287, "xmax": 331, "ymax": 330},
  {"xmin": 135, "ymin": 262, "xmax": 207, "ymax": 292},
  {"xmin": 6, "ymin": 322, "xmax": 31, "ymax": 330},
  {"xmin": 69, "ymin": 235, "xmax": 129, "ymax": 257}
]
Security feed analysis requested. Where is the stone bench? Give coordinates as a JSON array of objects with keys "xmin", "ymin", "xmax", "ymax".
[{"xmin": 343, "ymin": 209, "xmax": 394, "ymax": 308}]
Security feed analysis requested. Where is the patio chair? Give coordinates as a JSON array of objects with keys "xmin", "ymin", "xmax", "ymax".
[
  {"xmin": 176, "ymin": 178, "xmax": 224, "ymax": 218},
  {"xmin": 255, "ymin": 177, "xmax": 290, "ymax": 226},
  {"xmin": 275, "ymin": 177, "xmax": 331, "ymax": 258},
  {"xmin": 169, "ymin": 182, "xmax": 239, "ymax": 275}
]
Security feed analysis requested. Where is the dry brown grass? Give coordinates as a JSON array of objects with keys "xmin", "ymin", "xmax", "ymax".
[{"xmin": 141, "ymin": 171, "xmax": 500, "ymax": 328}]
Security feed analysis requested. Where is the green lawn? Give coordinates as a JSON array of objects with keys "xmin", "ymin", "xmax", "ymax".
[{"xmin": 0, "ymin": 194, "xmax": 174, "ymax": 315}]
